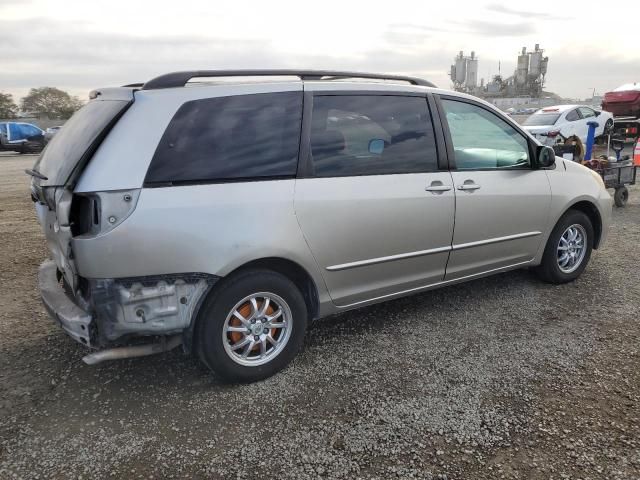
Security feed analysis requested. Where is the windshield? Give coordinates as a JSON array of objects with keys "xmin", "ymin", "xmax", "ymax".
[
  {"xmin": 523, "ymin": 113, "xmax": 560, "ymax": 126},
  {"xmin": 33, "ymin": 99, "xmax": 130, "ymax": 186}
]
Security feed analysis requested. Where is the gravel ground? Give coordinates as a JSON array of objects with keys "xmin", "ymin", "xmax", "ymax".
[{"xmin": 0, "ymin": 153, "xmax": 638, "ymax": 479}]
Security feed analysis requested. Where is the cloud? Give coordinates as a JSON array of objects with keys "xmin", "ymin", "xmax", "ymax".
[
  {"xmin": 0, "ymin": 0, "xmax": 31, "ymax": 6},
  {"xmin": 382, "ymin": 23, "xmax": 454, "ymax": 46},
  {"xmin": 486, "ymin": 4, "xmax": 564, "ymax": 20},
  {"xmin": 452, "ymin": 19, "xmax": 536, "ymax": 36},
  {"xmin": 0, "ymin": 17, "xmax": 453, "ymax": 95},
  {"xmin": 545, "ymin": 50, "xmax": 639, "ymax": 97}
]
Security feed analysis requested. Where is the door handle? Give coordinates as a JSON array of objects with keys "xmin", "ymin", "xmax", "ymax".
[
  {"xmin": 425, "ymin": 185, "xmax": 452, "ymax": 192},
  {"xmin": 457, "ymin": 183, "xmax": 481, "ymax": 191}
]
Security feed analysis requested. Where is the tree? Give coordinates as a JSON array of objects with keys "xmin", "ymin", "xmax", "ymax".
[
  {"xmin": 0, "ymin": 92, "xmax": 18, "ymax": 119},
  {"xmin": 20, "ymin": 87, "xmax": 84, "ymax": 119}
]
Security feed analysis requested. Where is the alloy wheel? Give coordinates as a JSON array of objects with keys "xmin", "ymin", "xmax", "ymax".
[
  {"xmin": 557, "ymin": 224, "xmax": 587, "ymax": 274},
  {"xmin": 222, "ymin": 292, "xmax": 292, "ymax": 367}
]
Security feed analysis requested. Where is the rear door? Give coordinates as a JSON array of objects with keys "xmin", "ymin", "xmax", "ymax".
[
  {"xmin": 294, "ymin": 92, "xmax": 455, "ymax": 307},
  {"xmin": 437, "ymin": 96, "xmax": 551, "ymax": 280},
  {"xmin": 561, "ymin": 108, "xmax": 583, "ymax": 141}
]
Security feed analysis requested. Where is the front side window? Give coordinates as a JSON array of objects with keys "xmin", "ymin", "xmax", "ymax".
[
  {"xmin": 309, "ymin": 95, "xmax": 437, "ymax": 177},
  {"xmin": 146, "ymin": 91, "xmax": 302, "ymax": 184},
  {"xmin": 441, "ymin": 99, "xmax": 530, "ymax": 170},
  {"xmin": 0, "ymin": 123, "xmax": 7, "ymax": 137},
  {"xmin": 20, "ymin": 124, "xmax": 41, "ymax": 138}
]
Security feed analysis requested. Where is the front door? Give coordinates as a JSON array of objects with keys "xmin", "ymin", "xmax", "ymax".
[
  {"xmin": 438, "ymin": 97, "xmax": 552, "ymax": 280},
  {"xmin": 295, "ymin": 93, "xmax": 455, "ymax": 307}
]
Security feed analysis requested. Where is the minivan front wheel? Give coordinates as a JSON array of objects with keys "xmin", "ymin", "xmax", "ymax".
[
  {"xmin": 535, "ymin": 210, "xmax": 594, "ymax": 284},
  {"xmin": 197, "ymin": 270, "xmax": 307, "ymax": 382}
]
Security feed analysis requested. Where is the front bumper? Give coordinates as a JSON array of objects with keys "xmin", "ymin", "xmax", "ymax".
[{"xmin": 38, "ymin": 259, "xmax": 93, "ymax": 347}]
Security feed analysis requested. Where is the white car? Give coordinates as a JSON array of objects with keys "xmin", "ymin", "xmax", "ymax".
[{"xmin": 522, "ymin": 105, "xmax": 613, "ymax": 146}]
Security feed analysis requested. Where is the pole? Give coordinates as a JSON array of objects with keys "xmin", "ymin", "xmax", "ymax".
[{"xmin": 584, "ymin": 121, "xmax": 599, "ymax": 161}]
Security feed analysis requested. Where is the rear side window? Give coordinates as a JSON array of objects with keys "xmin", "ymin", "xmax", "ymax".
[
  {"xmin": 146, "ymin": 92, "xmax": 302, "ymax": 184},
  {"xmin": 565, "ymin": 109, "xmax": 580, "ymax": 121},
  {"xmin": 309, "ymin": 95, "xmax": 437, "ymax": 177}
]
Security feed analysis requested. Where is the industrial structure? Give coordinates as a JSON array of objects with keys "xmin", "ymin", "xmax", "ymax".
[{"xmin": 450, "ymin": 44, "xmax": 549, "ymax": 100}]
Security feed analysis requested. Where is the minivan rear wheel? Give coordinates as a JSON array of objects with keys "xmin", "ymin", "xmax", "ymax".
[
  {"xmin": 197, "ymin": 269, "xmax": 307, "ymax": 382},
  {"xmin": 535, "ymin": 210, "xmax": 594, "ymax": 284}
]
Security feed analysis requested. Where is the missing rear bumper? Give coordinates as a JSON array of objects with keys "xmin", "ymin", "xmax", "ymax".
[
  {"xmin": 38, "ymin": 259, "xmax": 217, "ymax": 350},
  {"xmin": 39, "ymin": 260, "xmax": 94, "ymax": 346}
]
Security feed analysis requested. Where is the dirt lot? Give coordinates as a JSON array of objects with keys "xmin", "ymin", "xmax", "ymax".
[{"xmin": 0, "ymin": 153, "xmax": 638, "ymax": 479}]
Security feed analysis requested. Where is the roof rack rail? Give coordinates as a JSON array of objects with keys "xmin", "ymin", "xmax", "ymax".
[{"xmin": 141, "ymin": 70, "xmax": 436, "ymax": 90}]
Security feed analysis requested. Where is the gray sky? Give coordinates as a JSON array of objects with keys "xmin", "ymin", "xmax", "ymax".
[{"xmin": 1, "ymin": 0, "xmax": 638, "ymax": 102}]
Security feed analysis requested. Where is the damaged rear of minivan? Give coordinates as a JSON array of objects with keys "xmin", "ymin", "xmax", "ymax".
[
  {"xmin": 30, "ymin": 87, "xmax": 215, "ymax": 364},
  {"xmin": 29, "ymin": 77, "xmax": 318, "ymax": 383}
]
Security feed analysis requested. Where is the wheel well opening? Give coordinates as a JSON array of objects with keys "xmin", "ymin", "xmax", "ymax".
[
  {"xmin": 233, "ymin": 258, "xmax": 320, "ymax": 320},
  {"xmin": 569, "ymin": 201, "xmax": 602, "ymax": 249}
]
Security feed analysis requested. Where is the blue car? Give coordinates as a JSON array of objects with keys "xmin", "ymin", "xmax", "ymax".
[{"xmin": 0, "ymin": 122, "xmax": 46, "ymax": 153}]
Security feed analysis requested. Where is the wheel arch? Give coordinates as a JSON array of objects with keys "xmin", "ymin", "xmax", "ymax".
[
  {"xmin": 566, "ymin": 200, "xmax": 603, "ymax": 249},
  {"xmin": 187, "ymin": 256, "xmax": 321, "ymax": 353},
  {"xmin": 228, "ymin": 257, "xmax": 320, "ymax": 320}
]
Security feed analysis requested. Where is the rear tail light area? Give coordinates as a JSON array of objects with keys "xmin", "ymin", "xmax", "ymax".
[
  {"xmin": 545, "ymin": 130, "xmax": 561, "ymax": 137},
  {"xmin": 70, "ymin": 194, "xmax": 101, "ymax": 236},
  {"xmin": 70, "ymin": 190, "xmax": 141, "ymax": 237}
]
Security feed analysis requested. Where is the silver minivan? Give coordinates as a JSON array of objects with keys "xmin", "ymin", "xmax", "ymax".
[{"xmin": 29, "ymin": 70, "xmax": 612, "ymax": 382}]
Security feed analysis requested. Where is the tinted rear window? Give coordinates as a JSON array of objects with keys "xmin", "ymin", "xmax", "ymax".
[
  {"xmin": 145, "ymin": 91, "xmax": 302, "ymax": 185},
  {"xmin": 523, "ymin": 113, "xmax": 560, "ymax": 126},
  {"xmin": 34, "ymin": 100, "xmax": 131, "ymax": 186}
]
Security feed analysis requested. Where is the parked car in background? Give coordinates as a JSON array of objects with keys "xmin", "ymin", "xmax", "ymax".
[
  {"xmin": 30, "ymin": 70, "xmax": 611, "ymax": 382},
  {"xmin": 0, "ymin": 122, "xmax": 46, "ymax": 153},
  {"xmin": 522, "ymin": 105, "xmax": 613, "ymax": 146},
  {"xmin": 44, "ymin": 126, "xmax": 63, "ymax": 143}
]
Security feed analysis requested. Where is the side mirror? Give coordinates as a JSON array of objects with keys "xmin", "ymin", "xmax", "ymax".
[
  {"xmin": 536, "ymin": 145, "xmax": 556, "ymax": 168},
  {"xmin": 595, "ymin": 111, "xmax": 601, "ymax": 117}
]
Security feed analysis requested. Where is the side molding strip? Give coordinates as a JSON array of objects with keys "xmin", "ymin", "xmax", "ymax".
[
  {"xmin": 451, "ymin": 231, "xmax": 541, "ymax": 251},
  {"xmin": 325, "ymin": 231, "xmax": 541, "ymax": 272},
  {"xmin": 326, "ymin": 246, "xmax": 452, "ymax": 271}
]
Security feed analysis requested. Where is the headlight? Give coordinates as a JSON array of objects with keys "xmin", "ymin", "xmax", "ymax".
[{"xmin": 589, "ymin": 168, "xmax": 605, "ymax": 189}]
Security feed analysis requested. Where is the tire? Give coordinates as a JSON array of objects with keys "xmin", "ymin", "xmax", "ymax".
[
  {"xmin": 196, "ymin": 269, "xmax": 308, "ymax": 383},
  {"xmin": 614, "ymin": 187, "xmax": 628, "ymax": 207},
  {"xmin": 535, "ymin": 210, "xmax": 594, "ymax": 284}
]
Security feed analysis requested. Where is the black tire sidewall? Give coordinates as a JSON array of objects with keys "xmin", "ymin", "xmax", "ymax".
[
  {"xmin": 538, "ymin": 210, "xmax": 594, "ymax": 283},
  {"xmin": 614, "ymin": 187, "xmax": 628, "ymax": 207},
  {"xmin": 197, "ymin": 269, "xmax": 308, "ymax": 382}
]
